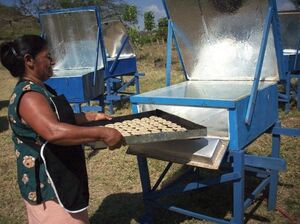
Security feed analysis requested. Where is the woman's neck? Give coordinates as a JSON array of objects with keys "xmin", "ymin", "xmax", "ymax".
[{"xmin": 22, "ymin": 75, "xmax": 45, "ymax": 87}]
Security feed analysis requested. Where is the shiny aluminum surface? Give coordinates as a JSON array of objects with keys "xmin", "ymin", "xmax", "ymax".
[
  {"xmin": 165, "ymin": 0, "xmax": 278, "ymax": 81},
  {"xmin": 102, "ymin": 20, "xmax": 135, "ymax": 58},
  {"xmin": 136, "ymin": 81, "xmax": 275, "ymax": 100},
  {"xmin": 40, "ymin": 10, "xmax": 104, "ymax": 75},
  {"xmin": 278, "ymin": 10, "xmax": 300, "ymax": 51},
  {"xmin": 137, "ymin": 81, "xmax": 275, "ymax": 137},
  {"xmin": 52, "ymin": 68, "xmax": 94, "ymax": 77}
]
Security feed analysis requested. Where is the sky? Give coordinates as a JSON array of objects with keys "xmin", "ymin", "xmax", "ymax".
[{"xmin": 124, "ymin": 1, "xmax": 165, "ymax": 20}]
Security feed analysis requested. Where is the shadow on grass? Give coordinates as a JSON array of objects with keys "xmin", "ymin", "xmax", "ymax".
[
  {"xmin": 90, "ymin": 167, "xmax": 273, "ymax": 224},
  {"xmin": 0, "ymin": 100, "xmax": 9, "ymax": 110},
  {"xmin": 0, "ymin": 116, "xmax": 9, "ymax": 132},
  {"xmin": 89, "ymin": 192, "xmax": 143, "ymax": 224},
  {"xmin": 112, "ymin": 98, "xmax": 130, "ymax": 112},
  {"xmin": 0, "ymin": 100, "xmax": 10, "ymax": 133}
]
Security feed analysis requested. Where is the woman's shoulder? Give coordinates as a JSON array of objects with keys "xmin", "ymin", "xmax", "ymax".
[
  {"xmin": 9, "ymin": 81, "xmax": 52, "ymax": 110},
  {"xmin": 12, "ymin": 80, "xmax": 54, "ymax": 100},
  {"xmin": 14, "ymin": 81, "xmax": 45, "ymax": 94}
]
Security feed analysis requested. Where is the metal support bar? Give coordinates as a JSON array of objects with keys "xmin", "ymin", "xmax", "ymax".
[
  {"xmin": 145, "ymin": 172, "xmax": 240, "ymax": 201},
  {"xmin": 162, "ymin": 166, "xmax": 195, "ymax": 189},
  {"xmin": 109, "ymin": 35, "xmax": 129, "ymax": 75},
  {"xmin": 293, "ymin": 36, "xmax": 300, "ymax": 70},
  {"xmin": 137, "ymin": 156, "xmax": 154, "ymax": 224},
  {"xmin": 116, "ymin": 77, "xmax": 137, "ymax": 93},
  {"xmin": 271, "ymin": 0, "xmax": 285, "ymax": 80},
  {"xmin": 162, "ymin": 0, "xmax": 187, "ymax": 85},
  {"xmin": 244, "ymin": 177, "xmax": 270, "ymax": 209},
  {"xmin": 171, "ymin": 22, "xmax": 188, "ymax": 80},
  {"xmin": 245, "ymin": 166, "xmax": 270, "ymax": 178},
  {"xmin": 284, "ymin": 72, "xmax": 291, "ymax": 113},
  {"xmin": 244, "ymin": 154, "xmax": 286, "ymax": 171},
  {"xmin": 135, "ymin": 73, "xmax": 141, "ymax": 94},
  {"xmin": 152, "ymin": 162, "xmax": 173, "ymax": 191},
  {"xmin": 95, "ymin": 6, "xmax": 106, "ymax": 87},
  {"xmin": 268, "ymin": 126, "xmax": 281, "ymax": 210},
  {"xmin": 149, "ymin": 201, "xmax": 230, "ymax": 224},
  {"xmin": 272, "ymin": 127, "xmax": 300, "ymax": 136},
  {"xmin": 245, "ymin": 5, "xmax": 273, "ymax": 125},
  {"xmin": 278, "ymin": 92, "xmax": 289, "ymax": 101},
  {"xmin": 232, "ymin": 150, "xmax": 245, "ymax": 224},
  {"xmin": 93, "ymin": 27, "xmax": 100, "ymax": 86},
  {"xmin": 166, "ymin": 20, "xmax": 173, "ymax": 86},
  {"xmin": 297, "ymin": 75, "xmax": 300, "ymax": 109},
  {"xmin": 106, "ymin": 72, "xmax": 144, "ymax": 79}
]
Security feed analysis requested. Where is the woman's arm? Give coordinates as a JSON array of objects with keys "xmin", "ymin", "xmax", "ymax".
[
  {"xmin": 74, "ymin": 112, "xmax": 112, "ymax": 125},
  {"xmin": 19, "ymin": 91, "xmax": 124, "ymax": 149}
]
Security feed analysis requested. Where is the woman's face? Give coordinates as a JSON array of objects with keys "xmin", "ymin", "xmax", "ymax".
[{"xmin": 33, "ymin": 47, "xmax": 55, "ymax": 81}]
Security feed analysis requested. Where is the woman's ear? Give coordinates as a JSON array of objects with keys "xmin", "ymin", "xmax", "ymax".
[{"xmin": 24, "ymin": 54, "xmax": 34, "ymax": 69}]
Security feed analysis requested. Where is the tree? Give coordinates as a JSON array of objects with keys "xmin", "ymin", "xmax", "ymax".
[
  {"xmin": 156, "ymin": 17, "xmax": 168, "ymax": 41},
  {"xmin": 292, "ymin": 0, "xmax": 300, "ymax": 8},
  {"xmin": 122, "ymin": 4, "xmax": 137, "ymax": 26},
  {"xmin": 144, "ymin": 11, "xmax": 155, "ymax": 32},
  {"xmin": 127, "ymin": 26, "xmax": 143, "ymax": 47},
  {"xmin": 15, "ymin": 0, "xmax": 124, "ymax": 20},
  {"xmin": 16, "ymin": 0, "xmax": 59, "ymax": 16},
  {"xmin": 58, "ymin": 0, "xmax": 124, "ymax": 20}
]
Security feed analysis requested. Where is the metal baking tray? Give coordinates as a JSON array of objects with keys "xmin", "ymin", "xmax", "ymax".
[{"xmin": 85, "ymin": 109, "xmax": 207, "ymax": 149}]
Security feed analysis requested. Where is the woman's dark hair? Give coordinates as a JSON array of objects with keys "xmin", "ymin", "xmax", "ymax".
[{"xmin": 0, "ymin": 35, "xmax": 47, "ymax": 78}]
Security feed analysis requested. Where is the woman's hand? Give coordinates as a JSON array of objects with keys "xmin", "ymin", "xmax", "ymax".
[
  {"xmin": 93, "ymin": 113, "xmax": 112, "ymax": 121},
  {"xmin": 75, "ymin": 112, "xmax": 112, "ymax": 125},
  {"xmin": 102, "ymin": 127, "xmax": 126, "ymax": 150}
]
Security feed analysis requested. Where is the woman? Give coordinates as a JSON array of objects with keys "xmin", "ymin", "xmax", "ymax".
[{"xmin": 0, "ymin": 35, "xmax": 124, "ymax": 224}]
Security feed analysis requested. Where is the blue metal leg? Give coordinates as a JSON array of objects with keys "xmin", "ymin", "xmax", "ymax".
[
  {"xmin": 72, "ymin": 103, "xmax": 81, "ymax": 113},
  {"xmin": 297, "ymin": 76, "xmax": 300, "ymax": 109},
  {"xmin": 105, "ymin": 78, "xmax": 114, "ymax": 114},
  {"xmin": 268, "ymin": 123, "xmax": 281, "ymax": 210},
  {"xmin": 137, "ymin": 156, "xmax": 154, "ymax": 224},
  {"xmin": 108, "ymin": 101, "xmax": 114, "ymax": 114},
  {"xmin": 285, "ymin": 74, "xmax": 291, "ymax": 113},
  {"xmin": 135, "ymin": 74, "xmax": 140, "ymax": 94},
  {"xmin": 232, "ymin": 150, "xmax": 245, "ymax": 224}
]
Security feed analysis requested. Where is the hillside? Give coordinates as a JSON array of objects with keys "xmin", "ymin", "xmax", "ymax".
[{"xmin": 0, "ymin": 4, "xmax": 39, "ymax": 41}]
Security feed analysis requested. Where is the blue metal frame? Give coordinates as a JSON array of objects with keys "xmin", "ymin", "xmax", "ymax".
[
  {"xmin": 39, "ymin": 6, "xmax": 106, "ymax": 112},
  {"xmin": 108, "ymin": 36, "xmax": 129, "ymax": 75},
  {"xmin": 101, "ymin": 20, "xmax": 144, "ymax": 114},
  {"xmin": 103, "ymin": 33, "xmax": 143, "ymax": 113},
  {"xmin": 245, "ymin": 0, "xmax": 284, "ymax": 125},
  {"xmin": 163, "ymin": 1, "xmax": 188, "ymax": 85},
  {"xmin": 275, "ymin": 10, "xmax": 300, "ymax": 114},
  {"xmin": 271, "ymin": 2, "xmax": 285, "ymax": 82},
  {"xmin": 277, "ymin": 10, "xmax": 300, "ymax": 113},
  {"xmin": 129, "ymin": 0, "xmax": 287, "ymax": 223},
  {"xmin": 39, "ymin": 6, "xmax": 143, "ymax": 113},
  {"xmin": 94, "ymin": 6, "xmax": 105, "ymax": 86},
  {"xmin": 245, "ymin": 4, "xmax": 273, "ymax": 125},
  {"xmin": 39, "ymin": 6, "xmax": 98, "ymax": 16}
]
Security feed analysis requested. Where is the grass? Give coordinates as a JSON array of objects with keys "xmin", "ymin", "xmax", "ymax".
[
  {"xmin": 0, "ymin": 5, "xmax": 39, "ymax": 41},
  {"xmin": 0, "ymin": 41, "xmax": 299, "ymax": 223}
]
